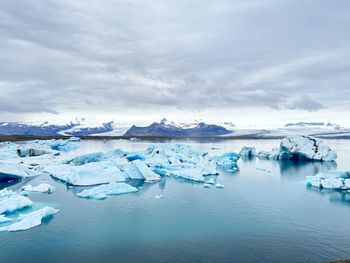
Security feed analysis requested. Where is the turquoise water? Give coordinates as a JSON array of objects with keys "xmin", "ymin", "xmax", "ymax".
[{"xmin": 1, "ymin": 139, "xmax": 350, "ymax": 263}]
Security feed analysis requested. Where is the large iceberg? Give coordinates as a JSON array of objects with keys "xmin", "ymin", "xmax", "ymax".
[
  {"xmin": 22, "ymin": 183, "xmax": 55, "ymax": 194},
  {"xmin": 279, "ymin": 135, "xmax": 337, "ymax": 161},
  {"xmin": 45, "ymin": 137, "xmax": 81, "ymax": 151},
  {"xmin": 0, "ymin": 162, "xmax": 30, "ymax": 181},
  {"xmin": 44, "ymin": 161, "xmax": 126, "ymax": 186},
  {"xmin": 76, "ymin": 182, "xmax": 138, "ymax": 200},
  {"xmin": 0, "ymin": 194, "xmax": 33, "ymax": 214},
  {"xmin": 0, "ymin": 206, "xmax": 59, "ymax": 232},
  {"xmin": 306, "ymin": 171, "xmax": 350, "ymax": 190},
  {"xmin": 239, "ymin": 146, "xmax": 257, "ymax": 158}
]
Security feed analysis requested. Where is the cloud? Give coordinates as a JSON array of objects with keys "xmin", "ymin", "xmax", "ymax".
[{"xmin": 0, "ymin": 0, "xmax": 349, "ymax": 120}]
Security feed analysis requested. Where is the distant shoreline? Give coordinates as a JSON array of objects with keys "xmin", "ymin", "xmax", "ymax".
[{"xmin": 1, "ymin": 135, "xmax": 349, "ymax": 142}]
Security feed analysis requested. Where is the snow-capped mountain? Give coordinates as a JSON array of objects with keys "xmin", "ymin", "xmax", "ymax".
[{"xmin": 124, "ymin": 119, "xmax": 233, "ymax": 137}]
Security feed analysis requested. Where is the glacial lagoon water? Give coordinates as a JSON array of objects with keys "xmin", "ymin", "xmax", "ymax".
[{"xmin": 1, "ymin": 139, "xmax": 350, "ymax": 262}]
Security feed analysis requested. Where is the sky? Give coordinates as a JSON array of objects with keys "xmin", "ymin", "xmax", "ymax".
[{"xmin": 0, "ymin": 0, "xmax": 349, "ymax": 128}]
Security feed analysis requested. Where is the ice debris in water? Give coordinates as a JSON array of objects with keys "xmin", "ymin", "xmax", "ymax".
[
  {"xmin": 0, "ymin": 194, "xmax": 33, "ymax": 214},
  {"xmin": 0, "ymin": 206, "xmax": 59, "ymax": 232},
  {"xmin": 215, "ymin": 183, "xmax": 224, "ymax": 189},
  {"xmin": 154, "ymin": 194, "xmax": 163, "ymax": 199},
  {"xmin": 22, "ymin": 183, "xmax": 55, "ymax": 194},
  {"xmin": 306, "ymin": 171, "xmax": 350, "ymax": 190},
  {"xmin": 76, "ymin": 182, "xmax": 138, "ymax": 200},
  {"xmin": 239, "ymin": 146, "xmax": 257, "ymax": 158}
]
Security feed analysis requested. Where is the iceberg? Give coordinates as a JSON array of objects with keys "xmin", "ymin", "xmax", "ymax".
[
  {"xmin": 0, "ymin": 214, "xmax": 12, "ymax": 224},
  {"xmin": 0, "ymin": 162, "xmax": 30, "ymax": 181},
  {"xmin": 214, "ymin": 152, "xmax": 239, "ymax": 172},
  {"xmin": 306, "ymin": 171, "xmax": 350, "ymax": 190},
  {"xmin": 279, "ymin": 135, "xmax": 337, "ymax": 161},
  {"xmin": 65, "ymin": 152, "xmax": 105, "ymax": 165},
  {"xmin": 124, "ymin": 160, "xmax": 161, "ymax": 182},
  {"xmin": 0, "ymin": 194, "xmax": 33, "ymax": 214},
  {"xmin": 0, "ymin": 206, "xmax": 59, "ymax": 232},
  {"xmin": 76, "ymin": 182, "xmax": 138, "ymax": 200},
  {"xmin": 126, "ymin": 152, "xmax": 146, "ymax": 161},
  {"xmin": 16, "ymin": 147, "xmax": 55, "ymax": 158},
  {"xmin": 22, "ymin": 183, "xmax": 55, "ymax": 194},
  {"xmin": 45, "ymin": 137, "xmax": 80, "ymax": 151},
  {"xmin": 239, "ymin": 146, "xmax": 257, "ymax": 158},
  {"xmin": 257, "ymin": 148, "xmax": 279, "ymax": 160},
  {"xmin": 44, "ymin": 161, "xmax": 127, "ymax": 186}
]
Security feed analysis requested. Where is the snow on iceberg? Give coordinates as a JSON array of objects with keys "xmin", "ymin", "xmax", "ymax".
[
  {"xmin": 279, "ymin": 135, "xmax": 337, "ymax": 162},
  {"xmin": 239, "ymin": 146, "xmax": 257, "ymax": 158},
  {"xmin": 306, "ymin": 171, "xmax": 350, "ymax": 190},
  {"xmin": 0, "ymin": 214, "xmax": 12, "ymax": 224},
  {"xmin": 0, "ymin": 194, "xmax": 33, "ymax": 214},
  {"xmin": 44, "ymin": 161, "xmax": 126, "ymax": 186},
  {"xmin": 0, "ymin": 162, "xmax": 31, "ymax": 181},
  {"xmin": 124, "ymin": 160, "xmax": 161, "ymax": 182},
  {"xmin": 76, "ymin": 182, "xmax": 138, "ymax": 200},
  {"xmin": 22, "ymin": 183, "xmax": 55, "ymax": 194},
  {"xmin": 0, "ymin": 206, "xmax": 59, "ymax": 232}
]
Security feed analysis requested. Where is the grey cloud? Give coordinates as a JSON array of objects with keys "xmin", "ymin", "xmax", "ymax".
[{"xmin": 0, "ymin": 0, "xmax": 349, "ymax": 117}]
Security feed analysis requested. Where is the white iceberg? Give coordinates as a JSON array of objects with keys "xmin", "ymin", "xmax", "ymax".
[
  {"xmin": 279, "ymin": 135, "xmax": 337, "ymax": 161},
  {"xmin": 0, "ymin": 162, "xmax": 31, "ymax": 181},
  {"xmin": 0, "ymin": 194, "xmax": 33, "ymax": 214},
  {"xmin": 239, "ymin": 146, "xmax": 257, "ymax": 158},
  {"xmin": 257, "ymin": 148, "xmax": 279, "ymax": 160},
  {"xmin": 0, "ymin": 206, "xmax": 59, "ymax": 232},
  {"xmin": 306, "ymin": 171, "xmax": 350, "ymax": 190},
  {"xmin": 44, "ymin": 161, "xmax": 127, "ymax": 186},
  {"xmin": 124, "ymin": 160, "xmax": 161, "ymax": 182},
  {"xmin": 76, "ymin": 182, "xmax": 138, "ymax": 199},
  {"xmin": 22, "ymin": 183, "xmax": 55, "ymax": 194}
]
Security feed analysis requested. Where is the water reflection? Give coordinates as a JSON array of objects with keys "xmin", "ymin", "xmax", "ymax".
[
  {"xmin": 307, "ymin": 187, "xmax": 350, "ymax": 206},
  {"xmin": 279, "ymin": 160, "xmax": 337, "ymax": 178}
]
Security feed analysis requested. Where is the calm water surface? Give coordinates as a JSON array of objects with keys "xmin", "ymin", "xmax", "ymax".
[{"xmin": 1, "ymin": 139, "xmax": 350, "ymax": 263}]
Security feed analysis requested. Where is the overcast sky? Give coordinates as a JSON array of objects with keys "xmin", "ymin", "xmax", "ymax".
[{"xmin": 0, "ymin": 0, "xmax": 349, "ymax": 127}]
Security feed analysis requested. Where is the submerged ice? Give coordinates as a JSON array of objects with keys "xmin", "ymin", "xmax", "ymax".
[{"xmin": 76, "ymin": 182, "xmax": 138, "ymax": 200}]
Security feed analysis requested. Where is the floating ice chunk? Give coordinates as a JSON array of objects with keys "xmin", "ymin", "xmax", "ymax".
[
  {"xmin": 0, "ymin": 194, "xmax": 33, "ymax": 214},
  {"xmin": 306, "ymin": 171, "xmax": 350, "ymax": 189},
  {"xmin": 239, "ymin": 146, "xmax": 257, "ymax": 158},
  {"xmin": 0, "ymin": 206, "xmax": 59, "ymax": 232},
  {"xmin": 155, "ymin": 194, "xmax": 163, "ymax": 199},
  {"xmin": 206, "ymin": 178, "xmax": 216, "ymax": 185},
  {"xmin": 46, "ymin": 137, "xmax": 80, "ymax": 151},
  {"xmin": 22, "ymin": 183, "xmax": 55, "ymax": 194},
  {"xmin": 214, "ymin": 152, "xmax": 239, "ymax": 172},
  {"xmin": 124, "ymin": 160, "xmax": 161, "ymax": 182},
  {"xmin": 0, "ymin": 214, "xmax": 12, "ymax": 224},
  {"xmin": 257, "ymin": 148, "xmax": 279, "ymax": 160},
  {"xmin": 76, "ymin": 182, "xmax": 138, "ymax": 200},
  {"xmin": 279, "ymin": 135, "xmax": 337, "ymax": 161},
  {"xmin": 215, "ymin": 183, "xmax": 224, "ymax": 189},
  {"xmin": 203, "ymin": 183, "xmax": 212, "ymax": 188},
  {"xmin": 0, "ymin": 162, "xmax": 31, "ymax": 181},
  {"xmin": 16, "ymin": 147, "xmax": 56, "ymax": 158},
  {"xmin": 44, "ymin": 161, "xmax": 127, "ymax": 186}
]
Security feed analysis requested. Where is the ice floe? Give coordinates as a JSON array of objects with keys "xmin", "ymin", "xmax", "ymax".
[
  {"xmin": 76, "ymin": 182, "xmax": 138, "ymax": 200},
  {"xmin": 306, "ymin": 171, "xmax": 350, "ymax": 190},
  {"xmin": 0, "ymin": 194, "xmax": 33, "ymax": 214},
  {"xmin": 214, "ymin": 152, "xmax": 239, "ymax": 172},
  {"xmin": 22, "ymin": 183, "xmax": 55, "ymax": 194},
  {"xmin": 124, "ymin": 160, "xmax": 161, "ymax": 182},
  {"xmin": 0, "ymin": 162, "xmax": 31, "ymax": 181},
  {"xmin": 0, "ymin": 206, "xmax": 59, "ymax": 232}
]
